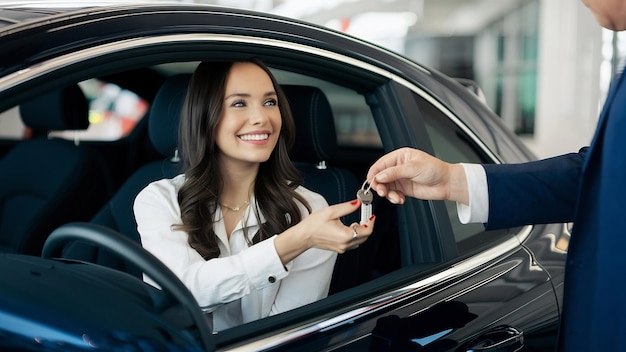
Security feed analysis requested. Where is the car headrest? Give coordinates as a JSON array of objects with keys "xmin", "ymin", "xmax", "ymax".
[
  {"xmin": 281, "ymin": 85, "xmax": 337, "ymax": 162},
  {"xmin": 19, "ymin": 85, "xmax": 89, "ymax": 134},
  {"xmin": 148, "ymin": 74, "xmax": 191, "ymax": 157}
]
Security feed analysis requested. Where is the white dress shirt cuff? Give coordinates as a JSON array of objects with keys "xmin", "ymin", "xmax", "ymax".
[
  {"xmin": 457, "ymin": 163, "xmax": 489, "ymax": 224},
  {"xmin": 240, "ymin": 235, "xmax": 289, "ymax": 289}
]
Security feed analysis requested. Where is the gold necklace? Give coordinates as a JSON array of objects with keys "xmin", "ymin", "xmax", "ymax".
[{"xmin": 220, "ymin": 199, "xmax": 249, "ymax": 212}]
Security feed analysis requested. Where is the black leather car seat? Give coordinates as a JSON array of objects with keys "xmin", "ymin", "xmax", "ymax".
[
  {"xmin": 0, "ymin": 85, "xmax": 113, "ymax": 255},
  {"xmin": 281, "ymin": 85, "xmax": 378, "ymax": 294},
  {"xmin": 62, "ymin": 74, "xmax": 188, "ymax": 277},
  {"xmin": 283, "ymin": 85, "xmax": 401, "ymax": 294},
  {"xmin": 281, "ymin": 85, "xmax": 361, "ymax": 225}
]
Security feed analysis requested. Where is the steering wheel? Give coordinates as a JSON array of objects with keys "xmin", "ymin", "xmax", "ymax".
[{"xmin": 41, "ymin": 222, "xmax": 213, "ymax": 351}]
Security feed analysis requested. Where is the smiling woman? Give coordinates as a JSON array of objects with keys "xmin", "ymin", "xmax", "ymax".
[{"xmin": 134, "ymin": 58, "xmax": 375, "ymax": 332}]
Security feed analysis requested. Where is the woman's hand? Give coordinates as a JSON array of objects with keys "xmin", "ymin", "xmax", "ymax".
[{"xmin": 274, "ymin": 199, "xmax": 375, "ymax": 264}]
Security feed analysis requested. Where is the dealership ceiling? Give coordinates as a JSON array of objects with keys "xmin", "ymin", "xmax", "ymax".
[{"xmin": 193, "ymin": 0, "xmax": 530, "ymax": 37}]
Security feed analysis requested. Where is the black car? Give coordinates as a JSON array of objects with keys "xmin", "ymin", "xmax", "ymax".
[{"xmin": 0, "ymin": 3, "xmax": 568, "ymax": 351}]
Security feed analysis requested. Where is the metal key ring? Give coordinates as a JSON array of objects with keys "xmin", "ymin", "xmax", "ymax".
[
  {"xmin": 352, "ymin": 224, "xmax": 358, "ymax": 241},
  {"xmin": 361, "ymin": 180, "xmax": 372, "ymax": 195}
]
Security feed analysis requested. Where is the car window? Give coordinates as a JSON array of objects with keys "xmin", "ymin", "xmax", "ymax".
[
  {"xmin": 0, "ymin": 106, "xmax": 23, "ymax": 139},
  {"xmin": 415, "ymin": 93, "xmax": 515, "ymax": 255},
  {"xmin": 270, "ymin": 69, "xmax": 400, "ymax": 292},
  {"xmin": 271, "ymin": 69, "xmax": 381, "ymax": 148},
  {"xmin": 0, "ymin": 79, "xmax": 148, "ymax": 142}
]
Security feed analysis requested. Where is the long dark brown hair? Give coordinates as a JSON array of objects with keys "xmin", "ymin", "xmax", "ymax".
[{"xmin": 175, "ymin": 58, "xmax": 310, "ymax": 260}]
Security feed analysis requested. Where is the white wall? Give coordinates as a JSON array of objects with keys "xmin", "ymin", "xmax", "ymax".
[{"xmin": 524, "ymin": 0, "xmax": 603, "ymax": 158}]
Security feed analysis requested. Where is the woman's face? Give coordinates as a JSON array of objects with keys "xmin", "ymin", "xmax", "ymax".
[
  {"xmin": 581, "ymin": 0, "xmax": 626, "ymax": 30},
  {"xmin": 215, "ymin": 62, "xmax": 282, "ymax": 167}
]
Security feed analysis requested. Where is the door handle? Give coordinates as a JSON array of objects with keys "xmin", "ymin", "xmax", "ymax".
[{"xmin": 465, "ymin": 325, "xmax": 524, "ymax": 351}]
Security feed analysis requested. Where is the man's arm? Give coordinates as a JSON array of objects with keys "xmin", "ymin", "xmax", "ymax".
[{"xmin": 483, "ymin": 148, "xmax": 587, "ymax": 230}]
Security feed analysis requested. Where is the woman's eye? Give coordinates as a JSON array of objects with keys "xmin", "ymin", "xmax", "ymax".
[
  {"xmin": 232, "ymin": 100, "xmax": 246, "ymax": 107},
  {"xmin": 264, "ymin": 99, "xmax": 277, "ymax": 106}
]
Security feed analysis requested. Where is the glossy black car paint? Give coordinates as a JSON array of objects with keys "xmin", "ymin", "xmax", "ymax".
[{"xmin": 0, "ymin": 4, "xmax": 568, "ymax": 351}]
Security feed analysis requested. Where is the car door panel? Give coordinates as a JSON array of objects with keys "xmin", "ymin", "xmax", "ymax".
[{"xmin": 257, "ymin": 245, "xmax": 555, "ymax": 351}]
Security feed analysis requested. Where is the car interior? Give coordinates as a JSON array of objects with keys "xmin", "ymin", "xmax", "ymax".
[
  {"xmin": 0, "ymin": 60, "xmax": 403, "ymax": 299},
  {"xmin": 0, "ymin": 84, "xmax": 114, "ymax": 255}
]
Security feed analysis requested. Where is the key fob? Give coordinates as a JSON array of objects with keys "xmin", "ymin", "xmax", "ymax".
[{"xmin": 357, "ymin": 189, "xmax": 373, "ymax": 224}]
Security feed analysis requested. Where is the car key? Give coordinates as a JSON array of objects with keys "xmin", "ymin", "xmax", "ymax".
[{"xmin": 357, "ymin": 181, "xmax": 373, "ymax": 224}]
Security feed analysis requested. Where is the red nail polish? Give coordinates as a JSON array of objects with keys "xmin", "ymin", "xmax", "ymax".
[
  {"xmin": 363, "ymin": 224, "xmax": 368, "ymax": 228},
  {"xmin": 369, "ymin": 215, "xmax": 376, "ymax": 221},
  {"xmin": 350, "ymin": 200, "xmax": 358, "ymax": 205}
]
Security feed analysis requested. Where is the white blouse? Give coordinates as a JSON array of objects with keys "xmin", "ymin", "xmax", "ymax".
[{"xmin": 133, "ymin": 174, "xmax": 337, "ymax": 332}]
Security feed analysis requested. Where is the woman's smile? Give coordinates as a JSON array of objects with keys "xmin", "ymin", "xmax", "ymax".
[{"xmin": 238, "ymin": 132, "xmax": 271, "ymax": 144}]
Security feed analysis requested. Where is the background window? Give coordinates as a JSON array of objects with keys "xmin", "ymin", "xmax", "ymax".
[
  {"xmin": 272, "ymin": 69, "xmax": 381, "ymax": 148},
  {"xmin": 0, "ymin": 79, "xmax": 148, "ymax": 142},
  {"xmin": 474, "ymin": 0, "xmax": 539, "ymax": 136},
  {"xmin": 415, "ymin": 93, "xmax": 517, "ymax": 256}
]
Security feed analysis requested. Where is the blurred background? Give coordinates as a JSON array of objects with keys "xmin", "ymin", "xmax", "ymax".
[{"xmin": 164, "ymin": 0, "xmax": 625, "ymax": 158}]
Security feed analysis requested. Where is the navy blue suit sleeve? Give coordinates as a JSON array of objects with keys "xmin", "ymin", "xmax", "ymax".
[{"xmin": 482, "ymin": 147, "xmax": 587, "ymax": 230}]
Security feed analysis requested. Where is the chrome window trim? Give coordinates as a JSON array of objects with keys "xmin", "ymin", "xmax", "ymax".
[{"xmin": 0, "ymin": 32, "xmax": 532, "ymax": 348}]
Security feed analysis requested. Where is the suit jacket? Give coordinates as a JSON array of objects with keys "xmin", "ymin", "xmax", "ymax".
[
  {"xmin": 482, "ymin": 70, "xmax": 626, "ymax": 351},
  {"xmin": 482, "ymin": 148, "xmax": 586, "ymax": 229}
]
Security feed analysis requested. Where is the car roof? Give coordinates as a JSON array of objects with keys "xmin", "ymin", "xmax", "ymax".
[
  {"xmin": 0, "ymin": 1, "xmax": 171, "ymax": 28},
  {"xmin": 0, "ymin": 2, "xmax": 324, "ymax": 33},
  {"xmin": 0, "ymin": 4, "xmax": 382, "ymax": 66},
  {"xmin": 0, "ymin": 3, "xmax": 275, "ymax": 36},
  {"xmin": 0, "ymin": 3, "xmax": 440, "ymax": 90}
]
